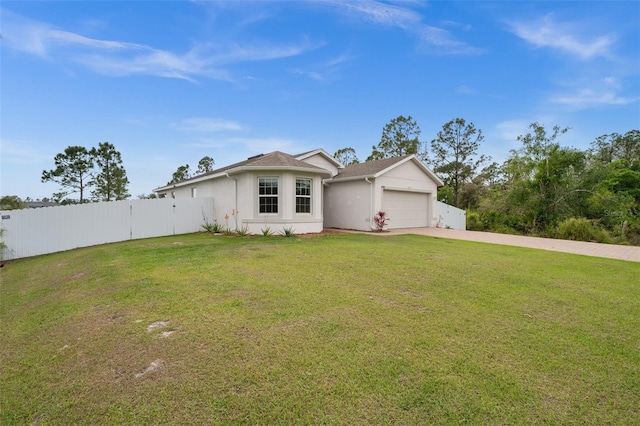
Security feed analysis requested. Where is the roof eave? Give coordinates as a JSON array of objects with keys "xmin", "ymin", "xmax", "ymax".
[
  {"xmin": 324, "ymin": 174, "xmax": 375, "ymax": 184},
  {"xmin": 228, "ymin": 165, "xmax": 332, "ymax": 177},
  {"xmin": 153, "ymin": 172, "xmax": 226, "ymax": 192}
]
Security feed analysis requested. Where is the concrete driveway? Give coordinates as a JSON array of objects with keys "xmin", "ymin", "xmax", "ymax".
[{"xmin": 376, "ymin": 227, "xmax": 640, "ymax": 262}]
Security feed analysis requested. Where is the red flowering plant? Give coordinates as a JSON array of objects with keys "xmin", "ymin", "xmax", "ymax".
[{"xmin": 373, "ymin": 210, "xmax": 390, "ymax": 232}]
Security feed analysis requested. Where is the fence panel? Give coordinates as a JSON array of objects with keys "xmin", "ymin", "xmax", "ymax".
[
  {"xmin": 1, "ymin": 198, "xmax": 214, "ymax": 260},
  {"xmin": 436, "ymin": 201, "xmax": 466, "ymax": 230}
]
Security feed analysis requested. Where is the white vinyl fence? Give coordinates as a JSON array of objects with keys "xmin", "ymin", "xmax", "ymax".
[
  {"xmin": 435, "ymin": 201, "xmax": 466, "ymax": 230},
  {"xmin": 0, "ymin": 198, "xmax": 214, "ymax": 260}
]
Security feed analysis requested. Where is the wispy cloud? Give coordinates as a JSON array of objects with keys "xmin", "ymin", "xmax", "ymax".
[
  {"xmin": 288, "ymin": 52, "xmax": 353, "ymax": 82},
  {"xmin": 1, "ymin": 10, "xmax": 319, "ymax": 81},
  {"xmin": 172, "ymin": 118, "xmax": 246, "ymax": 133},
  {"xmin": 550, "ymin": 90, "xmax": 638, "ymax": 109},
  {"xmin": 322, "ymin": 0, "xmax": 482, "ymax": 55},
  {"xmin": 325, "ymin": 0, "xmax": 421, "ymax": 29},
  {"xmin": 507, "ymin": 14, "xmax": 616, "ymax": 60},
  {"xmin": 549, "ymin": 76, "xmax": 638, "ymax": 109}
]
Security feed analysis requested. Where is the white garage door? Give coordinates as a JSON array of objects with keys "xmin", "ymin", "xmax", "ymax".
[{"xmin": 381, "ymin": 190, "xmax": 429, "ymax": 228}]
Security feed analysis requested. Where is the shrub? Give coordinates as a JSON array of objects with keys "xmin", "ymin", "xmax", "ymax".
[
  {"xmin": 280, "ymin": 227, "xmax": 295, "ymax": 238},
  {"xmin": 202, "ymin": 220, "xmax": 223, "ymax": 233},
  {"xmin": 466, "ymin": 211, "xmax": 484, "ymax": 231},
  {"xmin": 235, "ymin": 225, "xmax": 249, "ymax": 237},
  {"xmin": 261, "ymin": 227, "xmax": 274, "ymax": 237},
  {"xmin": 556, "ymin": 218, "xmax": 610, "ymax": 243},
  {"xmin": 373, "ymin": 211, "xmax": 390, "ymax": 232}
]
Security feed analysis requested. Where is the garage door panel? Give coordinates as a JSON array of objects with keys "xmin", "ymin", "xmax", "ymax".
[{"xmin": 382, "ymin": 190, "xmax": 428, "ymax": 228}]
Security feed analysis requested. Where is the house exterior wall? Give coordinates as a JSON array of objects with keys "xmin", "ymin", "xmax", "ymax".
[
  {"xmin": 324, "ymin": 179, "xmax": 372, "ymax": 231},
  {"xmin": 157, "ymin": 171, "xmax": 324, "ymax": 234},
  {"xmin": 300, "ymin": 153, "xmax": 340, "ymax": 177}
]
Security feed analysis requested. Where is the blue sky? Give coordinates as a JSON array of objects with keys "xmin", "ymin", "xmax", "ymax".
[{"xmin": 2, "ymin": 1, "xmax": 639, "ymax": 200}]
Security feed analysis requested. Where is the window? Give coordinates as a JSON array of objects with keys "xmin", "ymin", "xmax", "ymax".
[
  {"xmin": 191, "ymin": 187, "xmax": 197, "ymax": 198},
  {"xmin": 259, "ymin": 177, "xmax": 278, "ymax": 214},
  {"xmin": 296, "ymin": 178, "xmax": 311, "ymax": 214}
]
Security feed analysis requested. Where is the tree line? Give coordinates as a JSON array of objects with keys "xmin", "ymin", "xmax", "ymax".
[{"xmin": 333, "ymin": 115, "xmax": 640, "ymax": 245}]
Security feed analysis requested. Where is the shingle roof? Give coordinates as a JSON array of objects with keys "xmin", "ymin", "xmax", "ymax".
[
  {"xmin": 330, "ymin": 155, "xmax": 411, "ymax": 180},
  {"xmin": 160, "ymin": 151, "xmax": 330, "ymax": 188}
]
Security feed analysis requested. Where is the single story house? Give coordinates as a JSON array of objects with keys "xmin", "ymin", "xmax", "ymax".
[{"xmin": 153, "ymin": 149, "xmax": 444, "ymax": 234}]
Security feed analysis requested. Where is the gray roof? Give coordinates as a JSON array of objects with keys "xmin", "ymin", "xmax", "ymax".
[
  {"xmin": 159, "ymin": 151, "xmax": 330, "ymax": 189},
  {"xmin": 331, "ymin": 155, "xmax": 410, "ymax": 180}
]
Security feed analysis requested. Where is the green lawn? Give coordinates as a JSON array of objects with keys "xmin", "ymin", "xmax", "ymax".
[{"xmin": 1, "ymin": 233, "xmax": 639, "ymax": 425}]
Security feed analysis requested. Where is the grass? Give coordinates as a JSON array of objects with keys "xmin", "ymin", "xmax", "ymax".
[{"xmin": 1, "ymin": 233, "xmax": 639, "ymax": 425}]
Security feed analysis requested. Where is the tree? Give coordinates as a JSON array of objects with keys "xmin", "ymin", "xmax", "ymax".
[
  {"xmin": 137, "ymin": 193, "xmax": 158, "ymax": 199},
  {"xmin": 196, "ymin": 156, "xmax": 215, "ymax": 175},
  {"xmin": 333, "ymin": 147, "xmax": 359, "ymax": 165},
  {"xmin": 90, "ymin": 142, "xmax": 130, "ymax": 201},
  {"xmin": 169, "ymin": 164, "xmax": 191, "ymax": 184},
  {"xmin": 367, "ymin": 115, "xmax": 427, "ymax": 162},
  {"xmin": 41, "ymin": 146, "xmax": 94, "ymax": 203},
  {"xmin": 430, "ymin": 118, "xmax": 488, "ymax": 207},
  {"xmin": 590, "ymin": 130, "xmax": 640, "ymax": 164},
  {"xmin": 0, "ymin": 195, "xmax": 26, "ymax": 210}
]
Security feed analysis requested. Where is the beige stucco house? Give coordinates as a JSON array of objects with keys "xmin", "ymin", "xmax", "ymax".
[{"xmin": 153, "ymin": 149, "xmax": 444, "ymax": 234}]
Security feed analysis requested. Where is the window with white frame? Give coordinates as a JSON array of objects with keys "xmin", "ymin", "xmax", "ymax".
[
  {"xmin": 258, "ymin": 177, "xmax": 279, "ymax": 214},
  {"xmin": 296, "ymin": 178, "xmax": 312, "ymax": 214},
  {"xmin": 191, "ymin": 187, "xmax": 197, "ymax": 198}
]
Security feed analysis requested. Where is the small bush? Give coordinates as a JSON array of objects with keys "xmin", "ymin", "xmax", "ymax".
[
  {"xmin": 556, "ymin": 218, "xmax": 610, "ymax": 243},
  {"xmin": 236, "ymin": 225, "xmax": 249, "ymax": 237},
  {"xmin": 261, "ymin": 227, "xmax": 274, "ymax": 237},
  {"xmin": 373, "ymin": 211, "xmax": 390, "ymax": 232},
  {"xmin": 280, "ymin": 227, "xmax": 295, "ymax": 238},
  {"xmin": 202, "ymin": 221, "xmax": 223, "ymax": 233}
]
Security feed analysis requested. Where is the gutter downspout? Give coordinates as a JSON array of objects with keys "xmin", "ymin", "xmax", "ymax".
[
  {"xmin": 365, "ymin": 177, "xmax": 376, "ymax": 231},
  {"xmin": 225, "ymin": 173, "xmax": 239, "ymax": 229}
]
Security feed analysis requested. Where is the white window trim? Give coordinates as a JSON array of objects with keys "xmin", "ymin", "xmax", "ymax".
[
  {"xmin": 295, "ymin": 177, "xmax": 312, "ymax": 215},
  {"xmin": 258, "ymin": 176, "xmax": 279, "ymax": 215}
]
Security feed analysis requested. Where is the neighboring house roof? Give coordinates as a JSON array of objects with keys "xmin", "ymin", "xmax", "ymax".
[
  {"xmin": 154, "ymin": 151, "xmax": 332, "ymax": 192},
  {"xmin": 25, "ymin": 201, "xmax": 58, "ymax": 208},
  {"xmin": 327, "ymin": 155, "xmax": 444, "ymax": 186}
]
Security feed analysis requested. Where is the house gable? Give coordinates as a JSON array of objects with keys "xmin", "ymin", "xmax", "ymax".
[{"xmin": 295, "ymin": 149, "xmax": 342, "ymax": 177}]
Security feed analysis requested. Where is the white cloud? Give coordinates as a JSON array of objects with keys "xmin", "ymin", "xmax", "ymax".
[
  {"xmin": 1, "ymin": 10, "xmax": 320, "ymax": 81},
  {"xmin": 173, "ymin": 118, "xmax": 246, "ymax": 133},
  {"xmin": 325, "ymin": 0, "xmax": 421, "ymax": 29},
  {"xmin": 323, "ymin": 0, "xmax": 482, "ymax": 55},
  {"xmin": 508, "ymin": 14, "xmax": 616, "ymax": 60},
  {"xmin": 550, "ymin": 89, "xmax": 638, "ymax": 109},
  {"xmin": 549, "ymin": 76, "xmax": 638, "ymax": 109}
]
